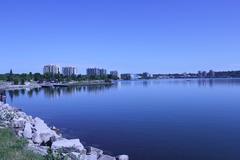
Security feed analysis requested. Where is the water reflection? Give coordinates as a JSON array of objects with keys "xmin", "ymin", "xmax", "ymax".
[
  {"xmin": 0, "ymin": 89, "xmax": 6, "ymax": 103},
  {"xmin": 6, "ymin": 84, "xmax": 117, "ymax": 100},
  {"xmin": 5, "ymin": 78, "xmax": 240, "ymax": 160},
  {"xmin": 5, "ymin": 79, "xmax": 240, "ymax": 100}
]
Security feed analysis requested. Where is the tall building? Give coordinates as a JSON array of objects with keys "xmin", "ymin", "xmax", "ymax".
[
  {"xmin": 43, "ymin": 65, "xmax": 60, "ymax": 75},
  {"xmin": 110, "ymin": 70, "xmax": 119, "ymax": 79},
  {"xmin": 62, "ymin": 66, "xmax": 77, "ymax": 77},
  {"xmin": 99, "ymin": 69, "xmax": 107, "ymax": 76},
  {"xmin": 86, "ymin": 68, "xmax": 107, "ymax": 77}
]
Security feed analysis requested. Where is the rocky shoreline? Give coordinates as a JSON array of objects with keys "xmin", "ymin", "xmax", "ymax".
[{"xmin": 0, "ymin": 102, "xmax": 129, "ymax": 160}]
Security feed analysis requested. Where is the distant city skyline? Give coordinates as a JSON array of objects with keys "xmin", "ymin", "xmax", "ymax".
[{"xmin": 0, "ymin": 0, "xmax": 240, "ymax": 74}]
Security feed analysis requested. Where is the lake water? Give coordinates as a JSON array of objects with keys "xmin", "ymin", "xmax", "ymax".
[{"xmin": 6, "ymin": 79, "xmax": 240, "ymax": 160}]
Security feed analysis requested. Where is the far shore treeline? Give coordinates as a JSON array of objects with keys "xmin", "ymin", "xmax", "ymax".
[
  {"xmin": 1, "ymin": 69, "xmax": 240, "ymax": 85},
  {"xmin": 0, "ymin": 69, "xmax": 115, "ymax": 85}
]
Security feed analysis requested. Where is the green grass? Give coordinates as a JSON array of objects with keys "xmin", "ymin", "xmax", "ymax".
[{"xmin": 0, "ymin": 128, "xmax": 44, "ymax": 160}]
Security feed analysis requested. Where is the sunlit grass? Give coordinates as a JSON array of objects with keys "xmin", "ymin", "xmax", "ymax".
[{"xmin": 0, "ymin": 128, "xmax": 44, "ymax": 160}]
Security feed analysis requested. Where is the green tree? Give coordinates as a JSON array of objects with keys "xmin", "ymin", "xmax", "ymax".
[
  {"xmin": 33, "ymin": 73, "xmax": 42, "ymax": 81},
  {"xmin": 13, "ymin": 79, "xmax": 19, "ymax": 85},
  {"xmin": 20, "ymin": 79, "xmax": 25, "ymax": 85},
  {"xmin": 10, "ymin": 69, "xmax": 13, "ymax": 75},
  {"xmin": 7, "ymin": 69, "xmax": 13, "ymax": 81}
]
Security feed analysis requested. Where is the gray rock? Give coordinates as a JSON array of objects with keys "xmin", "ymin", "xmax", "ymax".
[
  {"xmin": 67, "ymin": 152, "xmax": 87, "ymax": 160},
  {"xmin": 85, "ymin": 153, "xmax": 98, "ymax": 160},
  {"xmin": 87, "ymin": 147, "xmax": 103, "ymax": 157},
  {"xmin": 32, "ymin": 117, "xmax": 60, "ymax": 144},
  {"xmin": 0, "ymin": 120, "xmax": 10, "ymax": 128},
  {"xmin": 52, "ymin": 138, "xmax": 85, "ymax": 152},
  {"xmin": 23, "ymin": 122, "xmax": 32, "ymax": 139},
  {"xmin": 12, "ymin": 117, "xmax": 26, "ymax": 128},
  {"xmin": 116, "ymin": 155, "xmax": 129, "ymax": 160},
  {"xmin": 98, "ymin": 155, "xmax": 116, "ymax": 160},
  {"xmin": 32, "ymin": 132, "xmax": 42, "ymax": 144},
  {"xmin": 27, "ymin": 143, "xmax": 49, "ymax": 156},
  {"xmin": 17, "ymin": 130, "xmax": 23, "ymax": 137},
  {"xmin": 1, "ymin": 109, "xmax": 14, "ymax": 119},
  {"xmin": 40, "ymin": 133, "xmax": 53, "ymax": 143}
]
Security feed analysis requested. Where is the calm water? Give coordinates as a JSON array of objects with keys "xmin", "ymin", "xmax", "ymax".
[{"xmin": 6, "ymin": 79, "xmax": 240, "ymax": 160}]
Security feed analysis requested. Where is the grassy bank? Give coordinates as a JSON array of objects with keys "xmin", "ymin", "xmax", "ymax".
[{"xmin": 0, "ymin": 128, "xmax": 44, "ymax": 160}]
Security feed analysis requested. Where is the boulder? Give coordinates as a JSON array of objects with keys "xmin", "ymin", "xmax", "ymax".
[
  {"xmin": 0, "ymin": 109, "xmax": 16, "ymax": 121},
  {"xmin": 27, "ymin": 143, "xmax": 49, "ymax": 156},
  {"xmin": 116, "ymin": 155, "xmax": 129, "ymax": 160},
  {"xmin": 12, "ymin": 117, "xmax": 26, "ymax": 128},
  {"xmin": 87, "ymin": 147, "xmax": 103, "ymax": 157},
  {"xmin": 98, "ymin": 155, "xmax": 116, "ymax": 160},
  {"xmin": 32, "ymin": 133, "xmax": 42, "ymax": 144},
  {"xmin": 23, "ymin": 122, "xmax": 32, "ymax": 139},
  {"xmin": 17, "ymin": 130, "xmax": 23, "ymax": 137},
  {"xmin": 32, "ymin": 117, "xmax": 60, "ymax": 144},
  {"xmin": 0, "ymin": 120, "xmax": 10, "ymax": 128},
  {"xmin": 34, "ymin": 117, "xmax": 51, "ymax": 132},
  {"xmin": 51, "ymin": 138, "xmax": 84, "ymax": 152},
  {"xmin": 85, "ymin": 153, "xmax": 98, "ymax": 160},
  {"xmin": 17, "ymin": 112, "xmax": 34, "ymax": 123},
  {"xmin": 67, "ymin": 152, "xmax": 87, "ymax": 160},
  {"xmin": 40, "ymin": 133, "xmax": 53, "ymax": 143}
]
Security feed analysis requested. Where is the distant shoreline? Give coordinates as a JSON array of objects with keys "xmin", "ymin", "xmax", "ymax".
[
  {"xmin": 0, "ymin": 80, "xmax": 114, "ymax": 91},
  {"xmin": 1, "ymin": 77, "xmax": 240, "ymax": 91}
]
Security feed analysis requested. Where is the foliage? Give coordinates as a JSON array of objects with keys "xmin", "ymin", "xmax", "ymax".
[
  {"xmin": 0, "ymin": 128, "xmax": 44, "ymax": 160},
  {"xmin": 0, "ymin": 128, "xmax": 68, "ymax": 160},
  {"xmin": 0, "ymin": 70, "xmax": 113, "ymax": 83},
  {"xmin": 44, "ymin": 149, "xmax": 63, "ymax": 160}
]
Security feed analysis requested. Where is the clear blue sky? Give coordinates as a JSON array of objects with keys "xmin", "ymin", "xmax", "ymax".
[{"xmin": 0, "ymin": 0, "xmax": 239, "ymax": 74}]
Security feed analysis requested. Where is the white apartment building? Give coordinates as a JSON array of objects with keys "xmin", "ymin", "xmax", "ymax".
[
  {"xmin": 62, "ymin": 66, "xmax": 77, "ymax": 77},
  {"xmin": 43, "ymin": 65, "xmax": 60, "ymax": 75}
]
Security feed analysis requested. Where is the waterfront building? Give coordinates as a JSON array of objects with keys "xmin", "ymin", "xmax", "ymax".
[
  {"xmin": 62, "ymin": 66, "xmax": 77, "ymax": 77},
  {"xmin": 43, "ymin": 65, "xmax": 60, "ymax": 75},
  {"xmin": 202, "ymin": 71, "xmax": 207, "ymax": 77},
  {"xmin": 142, "ymin": 72, "xmax": 151, "ymax": 79},
  {"xmin": 197, "ymin": 71, "xmax": 202, "ymax": 78},
  {"xmin": 87, "ymin": 68, "xmax": 100, "ymax": 77},
  {"xmin": 121, "ymin": 74, "xmax": 131, "ymax": 80},
  {"xmin": 131, "ymin": 74, "xmax": 141, "ymax": 80},
  {"xmin": 110, "ymin": 71, "xmax": 119, "ymax": 79},
  {"xmin": 87, "ymin": 68, "xmax": 107, "ymax": 77},
  {"xmin": 198, "ymin": 71, "xmax": 207, "ymax": 78},
  {"xmin": 208, "ymin": 70, "xmax": 215, "ymax": 78},
  {"xmin": 99, "ymin": 69, "xmax": 107, "ymax": 76}
]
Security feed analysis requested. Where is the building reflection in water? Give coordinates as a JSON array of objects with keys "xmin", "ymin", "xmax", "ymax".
[
  {"xmin": 5, "ymin": 79, "xmax": 240, "ymax": 101},
  {"xmin": 6, "ymin": 84, "xmax": 118, "ymax": 100}
]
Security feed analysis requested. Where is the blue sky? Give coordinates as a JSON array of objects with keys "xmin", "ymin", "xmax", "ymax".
[{"xmin": 0, "ymin": 0, "xmax": 239, "ymax": 74}]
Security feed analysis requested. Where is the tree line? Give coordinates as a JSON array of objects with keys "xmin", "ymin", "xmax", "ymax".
[{"xmin": 0, "ymin": 70, "xmax": 116, "ymax": 85}]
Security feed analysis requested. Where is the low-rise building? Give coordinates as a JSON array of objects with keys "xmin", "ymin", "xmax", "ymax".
[
  {"xmin": 142, "ymin": 72, "xmax": 151, "ymax": 79},
  {"xmin": 208, "ymin": 70, "xmax": 215, "ymax": 78},
  {"xmin": 110, "ymin": 71, "xmax": 119, "ymax": 79},
  {"xmin": 120, "ymin": 74, "xmax": 131, "ymax": 80},
  {"xmin": 198, "ymin": 71, "xmax": 208, "ymax": 78}
]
